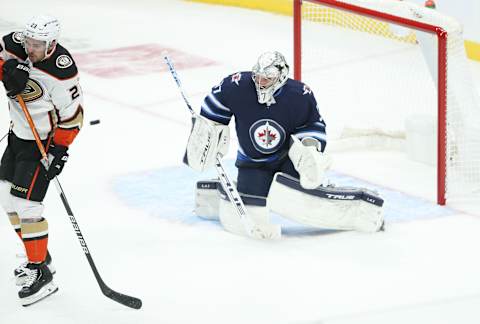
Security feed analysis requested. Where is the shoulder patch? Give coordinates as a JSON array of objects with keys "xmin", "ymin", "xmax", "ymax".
[
  {"xmin": 12, "ymin": 32, "xmax": 24, "ymax": 44},
  {"xmin": 2, "ymin": 32, "xmax": 28, "ymax": 60},
  {"xmin": 34, "ymin": 44, "xmax": 78, "ymax": 80},
  {"xmin": 56, "ymin": 55, "xmax": 73, "ymax": 69},
  {"xmin": 302, "ymin": 84, "xmax": 312, "ymax": 95},
  {"xmin": 230, "ymin": 72, "xmax": 242, "ymax": 85}
]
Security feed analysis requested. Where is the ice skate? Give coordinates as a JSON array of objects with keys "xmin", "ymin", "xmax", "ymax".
[
  {"xmin": 18, "ymin": 262, "xmax": 58, "ymax": 307},
  {"xmin": 14, "ymin": 251, "xmax": 56, "ymax": 286}
]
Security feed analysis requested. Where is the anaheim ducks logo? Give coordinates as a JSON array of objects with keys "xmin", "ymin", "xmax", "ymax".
[
  {"xmin": 12, "ymin": 32, "xmax": 24, "ymax": 44},
  {"xmin": 16, "ymin": 79, "xmax": 43, "ymax": 102},
  {"xmin": 56, "ymin": 55, "xmax": 73, "ymax": 69}
]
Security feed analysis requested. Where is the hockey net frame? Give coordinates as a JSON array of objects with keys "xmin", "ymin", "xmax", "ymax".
[{"xmin": 293, "ymin": 0, "xmax": 453, "ymax": 205}]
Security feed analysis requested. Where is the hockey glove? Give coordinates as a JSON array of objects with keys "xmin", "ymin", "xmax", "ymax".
[
  {"xmin": 289, "ymin": 136, "xmax": 331, "ymax": 189},
  {"xmin": 45, "ymin": 144, "xmax": 69, "ymax": 180},
  {"xmin": 2, "ymin": 59, "xmax": 30, "ymax": 97},
  {"xmin": 184, "ymin": 115, "xmax": 230, "ymax": 172}
]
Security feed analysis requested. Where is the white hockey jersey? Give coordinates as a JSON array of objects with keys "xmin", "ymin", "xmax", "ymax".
[{"xmin": 1, "ymin": 31, "xmax": 83, "ymax": 143}]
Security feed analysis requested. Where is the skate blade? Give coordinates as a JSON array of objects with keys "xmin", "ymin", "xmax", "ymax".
[{"xmin": 21, "ymin": 282, "xmax": 59, "ymax": 307}]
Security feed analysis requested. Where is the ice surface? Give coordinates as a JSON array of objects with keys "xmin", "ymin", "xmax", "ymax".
[{"xmin": 0, "ymin": 1, "xmax": 480, "ymax": 323}]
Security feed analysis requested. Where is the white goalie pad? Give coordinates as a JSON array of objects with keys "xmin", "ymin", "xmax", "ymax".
[
  {"xmin": 217, "ymin": 184, "xmax": 281, "ymax": 239},
  {"xmin": 184, "ymin": 115, "xmax": 230, "ymax": 172},
  {"xmin": 268, "ymin": 173, "xmax": 384, "ymax": 233},
  {"xmin": 195, "ymin": 179, "xmax": 281, "ymax": 239},
  {"xmin": 218, "ymin": 195, "xmax": 281, "ymax": 239},
  {"xmin": 195, "ymin": 179, "xmax": 221, "ymax": 220}
]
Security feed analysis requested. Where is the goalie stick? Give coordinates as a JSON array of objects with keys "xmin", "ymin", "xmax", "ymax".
[
  {"xmin": 17, "ymin": 95, "xmax": 142, "ymax": 310},
  {"xmin": 163, "ymin": 55, "xmax": 280, "ymax": 240}
]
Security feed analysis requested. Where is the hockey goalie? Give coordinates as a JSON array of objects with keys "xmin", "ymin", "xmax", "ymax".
[{"xmin": 185, "ymin": 51, "xmax": 385, "ymax": 239}]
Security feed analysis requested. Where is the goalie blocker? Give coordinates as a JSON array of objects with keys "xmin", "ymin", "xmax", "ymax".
[{"xmin": 195, "ymin": 173, "xmax": 384, "ymax": 234}]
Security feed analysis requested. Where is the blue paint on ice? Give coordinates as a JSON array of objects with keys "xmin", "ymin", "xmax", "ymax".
[{"xmin": 112, "ymin": 160, "xmax": 456, "ymax": 233}]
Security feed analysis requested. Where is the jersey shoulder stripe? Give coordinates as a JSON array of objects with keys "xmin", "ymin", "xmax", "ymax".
[
  {"xmin": 2, "ymin": 32, "xmax": 28, "ymax": 60},
  {"xmin": 33, "ymin": 44, "xmax": 78, "ymax": 80}
]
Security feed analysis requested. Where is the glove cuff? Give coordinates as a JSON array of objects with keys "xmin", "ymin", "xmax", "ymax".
[
  {"xmin": 301, "ymin": 137, "xmax": 322, "ymax": 151},
  {"xmin": 53, "ymin": 128, "xmax": 79, "ymax": 147}
]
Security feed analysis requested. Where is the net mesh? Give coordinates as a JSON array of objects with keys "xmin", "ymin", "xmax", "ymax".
[{"xmin": 300, "ymin": 0, "xmax": 480, "ymax": 201}]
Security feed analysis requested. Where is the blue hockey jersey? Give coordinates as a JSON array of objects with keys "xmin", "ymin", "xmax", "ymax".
[{"xmin": 200, "ymin": 71, "xmax": 327, "ymax": 167}]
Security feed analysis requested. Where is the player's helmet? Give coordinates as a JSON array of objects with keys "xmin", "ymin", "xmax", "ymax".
[
  {"xmin": 252, "ymin": 51, "xmax": 289, "ymax": 106},
  {"xmin": 23, "ymin": 15, "xmax": 60, "ymax": 56}
]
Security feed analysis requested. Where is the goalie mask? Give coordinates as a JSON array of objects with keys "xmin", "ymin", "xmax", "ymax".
[
  {"xmin": 252, "ymin": 51, "xmax": 289, "ymax": 106},
  {"xmin": 23, "ymin": 15, "xmax": 60, "ymax": 58}
]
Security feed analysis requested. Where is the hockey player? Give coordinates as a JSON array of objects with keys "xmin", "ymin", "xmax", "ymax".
[
  {"xmin": 0, "ymin": 15, "xmax": 83, "ymax": 305},
  {"xmin": 186, "ymin": 51, "xmax": 384, "ymax": 238}
]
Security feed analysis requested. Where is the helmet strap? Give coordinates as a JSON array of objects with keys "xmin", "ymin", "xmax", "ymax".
[{"xmin": 44, "ymin": 41, "xmax": 57, "ymax": 60}]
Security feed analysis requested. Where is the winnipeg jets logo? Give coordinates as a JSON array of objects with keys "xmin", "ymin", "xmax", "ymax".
[
  {"xmin": 258, "ymin": 127, "xmax": 277, "ymax": 145},
  {"xmin": 249, "ymin": 119, "xmax": 286, "ymax": 154},
  {"xmin": 303, "ymin": 84, "xmax": 312, "ymax": 95},
  {"xmin": 231, "ymin": 72, "xmax": 242, "ymax": 86}
]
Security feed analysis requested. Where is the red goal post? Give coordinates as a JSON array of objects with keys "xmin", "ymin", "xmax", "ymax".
[{"xmin": 293, "ymin": 0, "xmax": 480, "ymax": 206}]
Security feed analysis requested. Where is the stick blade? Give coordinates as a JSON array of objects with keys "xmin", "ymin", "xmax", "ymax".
[{"xmin": 102, "ymin": 287, "xmax": 142, "ymax": 309}]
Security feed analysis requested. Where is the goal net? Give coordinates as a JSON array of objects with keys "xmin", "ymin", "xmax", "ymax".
[{"xmin": 294, "ymin": 0, "xmax": 480, "ymax": 205}]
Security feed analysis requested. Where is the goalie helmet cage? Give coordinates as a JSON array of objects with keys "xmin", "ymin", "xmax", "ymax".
[{"xmin": 293, "ymin": 0, "xmax": 480, "ymax": 206}]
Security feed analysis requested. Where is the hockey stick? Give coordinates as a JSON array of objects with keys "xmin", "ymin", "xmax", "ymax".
[
  {"xmin": 163, "ymin": 55, "xmax": 280, "ymax": 240},
  {"xmin": 0, "ymin": 132, "xmax": 7, "ymax": 143},
  {"xmin": 16, "ymin": 95, "xmax": 142, "ymax": 309}
]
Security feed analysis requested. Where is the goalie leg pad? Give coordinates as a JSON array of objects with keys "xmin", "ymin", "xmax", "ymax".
[
  {"xmin": 268, "ymin": 173, "xmax": 384, "ymax": 233},
  {"xmin": 195, "ymin": 179, "xmax": 221, "ymax": 220},
  {"xmin": 218, "ymin": 192, "xmax": 281, "ymax": 239}
]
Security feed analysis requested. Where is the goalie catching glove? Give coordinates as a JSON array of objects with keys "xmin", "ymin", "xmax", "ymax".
[
  {"xmin": 184, "ymin": 115, "xmax": 229, "ymax": 172},
  {"xmin": 288, "ymin": 136, "xmax": 331, "ymax": 189}
]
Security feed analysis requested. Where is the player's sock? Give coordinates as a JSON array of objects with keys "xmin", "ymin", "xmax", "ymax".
[
  {"xmin": 21, "ymin": 217, "xmax": 48, "ymax": 263},
  {"xmin": 7, "ymin": 212, "xmax": 22, "ymax": 240}
]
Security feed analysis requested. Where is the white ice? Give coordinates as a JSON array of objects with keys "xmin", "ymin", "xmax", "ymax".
[{"xmin": 1, "ymin": 1, "xmax": 480, "ymax": 323}]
